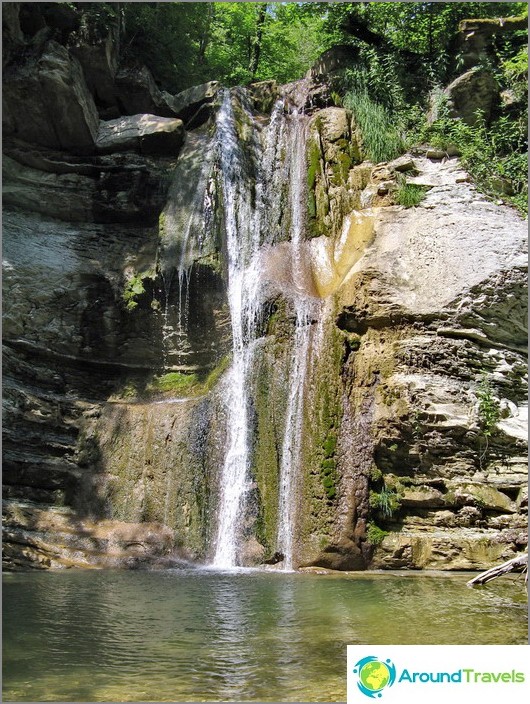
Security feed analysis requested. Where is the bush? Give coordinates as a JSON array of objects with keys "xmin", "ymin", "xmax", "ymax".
[{"xmin": 416, "ymin": 99, "xmax": 528, "ymax": 215}]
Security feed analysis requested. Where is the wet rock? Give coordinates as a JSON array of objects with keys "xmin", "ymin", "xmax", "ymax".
[
  {"xmin": 96, "ymin": 114, "xmax": 185, "ymax": 156},
  {"xmin": 2, "ymin": 500, "xmax": 175, "ymax": 570},
  {"xmin": 248, "ymin": 80, "xmax": 278, "ymax": 113}
]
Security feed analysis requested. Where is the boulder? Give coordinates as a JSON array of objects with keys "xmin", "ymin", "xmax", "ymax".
[
  {"xmin": 310, "ymin": 44, "xmax": 359, "ymax": 78},
  {"xmin": 69, "ymin": 31, "xmax": 119, "ymax": 112},
  {"xmin": 442, "ymin": 68, "xmax": 499, "ymax": 126},
  {"xmin": 169, "ymin": 80, "xmax": 221, "ymax": 127},
  {"xmin": 388, "ymin": 155, "xmax": 417, "ymax": 173},
  {"xmin": 3, "ymin": 40, "xmax": 99, "ymax": 152},
  {"xmin": 113, "ymin": 64, "xmax": 176, "ymax": 118},
  {"xmin": 248, "ymin": 80, "xmax": 278, "ymax": 113},
  {"xmin": 96, "ymin": 114, "xmax": 185, "ymax": 156}
]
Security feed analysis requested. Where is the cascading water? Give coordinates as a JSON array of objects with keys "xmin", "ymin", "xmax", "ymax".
[
  {"xmin": 276, "ymin": 113, "xmax": 321, "ymax": 570},
  {"xmin": 210, "ymin": 86, "xmax": 324, "ymax": 569},
  {"xmin": 158, "ymin": 131, "xmax": 215, "ymax": 368},
  {"xmin": 212, "ymin": 89, "xmax": 263, "ymax": 567}
]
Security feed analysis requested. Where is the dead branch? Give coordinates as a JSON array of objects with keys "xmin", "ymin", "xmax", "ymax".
[{"xmin": 467, "ymin": 553, "xmax": 528, "ymax": 587}]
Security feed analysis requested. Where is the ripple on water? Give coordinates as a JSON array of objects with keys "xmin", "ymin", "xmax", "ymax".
[{"xmin": 2, "ymin": 569, "xmax": 527, "ymax": 701}]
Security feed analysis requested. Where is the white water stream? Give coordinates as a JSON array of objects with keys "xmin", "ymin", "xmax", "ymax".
[
  {"xmin": 212, "ymin": 90, "xmax": 263, "ymax": 567},
  {"xmin": 212, "ymin": 90, "xmax": 321, "ymax": 570}
]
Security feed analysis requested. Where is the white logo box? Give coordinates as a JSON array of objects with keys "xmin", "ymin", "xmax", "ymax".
[{"xmin": 347, "ymin": 644, "xmax": 530, "ymax": 703}]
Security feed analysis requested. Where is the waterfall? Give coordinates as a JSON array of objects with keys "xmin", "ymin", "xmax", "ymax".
[
  {"xmin": 158, "ymin": 131, "xmax": 214, "ymax": 368},
  {"xmin": 276, "ymin": 113, "xmax": 320, "ymax": 570},
  {"xmin": 212, "ymin": 89, "xmax": 263, "ymax": 567},
  {"xmin": 211, "ymin": 88, "xmax": 321, "ymax": 569}
]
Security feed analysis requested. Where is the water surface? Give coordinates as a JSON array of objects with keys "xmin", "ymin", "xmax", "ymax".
[{"xmin": 3, "ymin": 568, "xmax": 527, "ymax": 702}]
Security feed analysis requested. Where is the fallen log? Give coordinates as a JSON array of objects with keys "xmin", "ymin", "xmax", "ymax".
[{"xmin": 467, "ymin": 553, "xmax": 528, "ymax": 587}]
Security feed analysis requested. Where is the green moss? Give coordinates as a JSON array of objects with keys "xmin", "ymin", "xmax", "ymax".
[
  {"xmin": 366, "ymin": 523, "xmax": 389, "ymax": 546},
  {"xmin": 331, "ymin": 152, "xmax": 353, "ymax": 186},
  {"xmin": 149, "ymin": 371, "xmax": 199, "ymax": 393},
  {"xmin": 159, "ymin": 211, "xmax": 168, "ymax": 240},
  {"xmin": 323, "ymin": 432, "xmax": 337, "ymax": 458},
  {"xmin": 203, "ymin": 354, "xmax": 231, "ymax": 392},
  {"xmin": 307, "ymin": 139, "xmax": 321, "ymax": 192},
  {"xmin": 147, "ymin": 355, "xmax": 231, "ymax": 397},
  {"xmin": 251, "ymin": 348, "xmax": 286, "ymax": 554},
  {"xmin": 198, "ymin": 252, "xmax": 223, "ymax": 276},
  {"xmin": 369, "ymin": 466, "xmax": 383, "ymax": 483}
]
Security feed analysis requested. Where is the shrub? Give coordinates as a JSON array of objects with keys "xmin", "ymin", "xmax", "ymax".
[
  {"xmin": 122, "ymin": 272, "xmax": 151, "ymax": 311},
  {"xmin": 477, "ymin": 374, "xmax": 500, "ymax": 437},
  {"xmin": 416, "ymin": 99, "xmax": 528, "ymax": 215},
  {"xmin": 369, "ymin": 486, "xmax": 401, "ymax": 518}
]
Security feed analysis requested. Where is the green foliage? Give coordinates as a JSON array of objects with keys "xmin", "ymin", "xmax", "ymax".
[
  {"xmin": 366, "ymin": 522, "xmax": 388, "ymax": 546},
  {"xmin": 477, "ymin": 375, "xmax": 501, "ymax": 437},
  {"xmin": 343, "ymin": 90, "xmax": 404, "ymax": 164},
  {"xmin": 417, "ymin": 100, "xmax": 528, "ymax": 215},
  {"xmin": 204, "ymin": 2, "xmax": 332, "ymax": 86},
  {"xmin": 369, "ymin": 486, "xmax": 401, "ymax": 519},
  {"xmin": 395, "ymin": 182, "xmax": 428, "ymax": 208},
  {"xmin": 122, "ymin": 272, "xmax": 151, "ymax": 311},
  {"xmin": 122, "ymin": 2, "xmax": 213, "ymax": 91}
]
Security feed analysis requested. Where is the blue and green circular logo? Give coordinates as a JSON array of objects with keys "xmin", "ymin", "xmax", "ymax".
[{"xmin": 353, "ymin": 656, "xmax": 396, "ymax": 698}]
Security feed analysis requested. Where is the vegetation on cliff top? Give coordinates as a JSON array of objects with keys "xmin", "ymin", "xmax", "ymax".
[{"xmin": 17, "ymin": 3, "xmax": 527, "ymax": 206}]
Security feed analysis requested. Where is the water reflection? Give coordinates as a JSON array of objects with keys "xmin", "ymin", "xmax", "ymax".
[{"xmin": 3, "ymin": 569, "xmax": 527, "ymax": 702}]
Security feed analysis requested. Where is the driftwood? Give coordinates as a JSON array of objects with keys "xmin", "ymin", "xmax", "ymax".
[{"xmin": 467, "ymin": 553, "xmax": 528, "ymax": 587}]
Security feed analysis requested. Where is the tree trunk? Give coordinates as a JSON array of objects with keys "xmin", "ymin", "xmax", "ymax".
[{"xmin": 249, "ymin": 3, "xmax": 267, "ymax": 80}]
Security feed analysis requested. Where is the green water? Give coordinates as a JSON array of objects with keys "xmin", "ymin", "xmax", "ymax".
[{"xmin": 2, "ymin": 568, "xmax": 527, "ymax": 702}]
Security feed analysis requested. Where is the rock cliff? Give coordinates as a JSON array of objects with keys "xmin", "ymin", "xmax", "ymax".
[{"xmin": 2, "ymin": 3, "xmax": 527, "ymax": 571}]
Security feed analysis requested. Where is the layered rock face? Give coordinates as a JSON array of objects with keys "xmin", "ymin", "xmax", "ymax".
[
  {"xmin": 2, "ymin": 3, "xmax": 227, "ymax": 568},
  {"xmin": 3, "ymin": 3, "xmax": 527, "ymax": 572}
]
